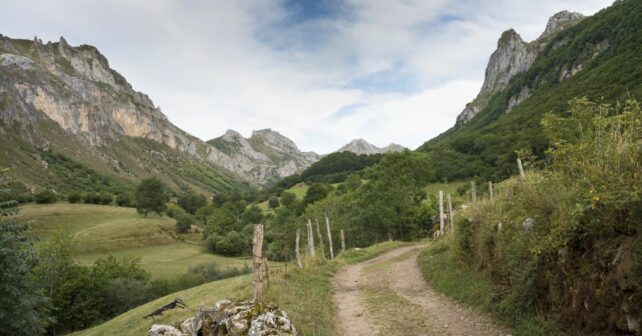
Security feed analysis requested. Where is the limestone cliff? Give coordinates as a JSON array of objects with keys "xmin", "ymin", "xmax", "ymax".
[
  {"xmin": 0, "ymin": 34, "xmax": 315, "ymax": 188},
  {"xmin": 207, "ymin": 129, "xmax": 320, "ymax": 184},
  {"xmin": 455, "ymin": 11, "xmax": 584, "ymax": 126}
]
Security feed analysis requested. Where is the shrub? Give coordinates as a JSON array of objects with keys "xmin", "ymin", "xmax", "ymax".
[
  {"xmin": 67, "ymin": 193, "xmax": 82, "ymax": 204},
  {"xmin": 267, "ymin": 196, "xmax": 279, "ymax": 209},
  {"xmin": 82, "ymin": 191, "xmax": 100, "ymax": 204},
  {"xmin": 34, "ymin": 190, "xmax": 58, "ymax": 204},
  {"xmin": 175, "ymin": 213, "xmax": 195, "ymax": 233},
  {"xmin": 115, "ymin": 193, "xmax": 132, "ymax": 207},
  {"xmin": 99, "ymin": 192, "xmax": 113, "ymax": 205}
]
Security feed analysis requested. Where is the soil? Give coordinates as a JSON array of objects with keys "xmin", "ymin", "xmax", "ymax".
[{"xmin": 332, "ymin": 245, "xmax": 510, "ymax": 336}]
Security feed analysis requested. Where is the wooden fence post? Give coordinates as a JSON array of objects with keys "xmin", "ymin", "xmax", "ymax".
[
  {"xmin": 439, "ymin": 190, "xmax": 445, "ymax": 234},
  {"xmin": 307, "ymin": 220, "xmax": 315, "ymax": 257},
  {"xmin": 325, "ymin": 216, "xmax": 334, "ymax": 259},
  {"xmin": 488, "ymin": 181, "xmax": 494, "ymax": 201},
  {"xmin": 252, "ymin": 224, "xmax": 264, "ymax": 303},
  {"xmin": 447, "ymin": 193, "xmax": 454, "ymax": 233},
  {"xmin": 315, "ymin": 218, "xmax": 324, "ymax": 253},
  {"xmin": 517, "ymin": 158, "xmax": 526, "ymax": 181},
  {"xmin": 340, "ymin": 229, "xmax": 346, "ymax": 254},
  {"xmin": 263, "ymin": 256, "xmax": 270, "ymax": 288},
  {"xmin": 295, "ymin": 229, "xmax": 302, "ymax": 269},
  {"xmin": 471, "ymin": 181, "xmax": 477, "ymax": 203}
]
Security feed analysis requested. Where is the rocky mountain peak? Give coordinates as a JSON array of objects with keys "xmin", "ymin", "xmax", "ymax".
[
  {"xmin": 455, "ymin": 9, "xmax": 584, "ymax": 126},
  {"xmin": 540, "ymin": 11, "xmax": 584, "ymax": 39},
  {"xmin": 336, "ymin": 139, "xmax": 406, "ymax": 155}
]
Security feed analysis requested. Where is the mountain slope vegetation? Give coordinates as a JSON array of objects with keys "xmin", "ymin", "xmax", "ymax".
[{"xmin": 418, "ymin": 0, "xmax": 642, "ymax": 181}]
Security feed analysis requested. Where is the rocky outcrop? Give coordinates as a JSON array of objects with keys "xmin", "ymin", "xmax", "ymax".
[
  {"xmin": 208, "ymin": 129, "xmax": 320, "ymax": 184},
  {"xmin": 147, "ymin": 300, "xmax": 297, "ymax": 336},
  {"xmin": 0, "ymin": 34, "xmax": 316, "ymax": 186},
  {"xmin": 455, "ymin": 11, "xmax": 585, "ymax": 126},
  {"xmin": 335, "ymin": 139, "xmax": 406, "ymax": 155}
]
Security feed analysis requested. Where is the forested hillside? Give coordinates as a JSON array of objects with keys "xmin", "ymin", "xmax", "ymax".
[{"xmin": 419, "ymin": 0, "xmax": 642, "ymax": 182}]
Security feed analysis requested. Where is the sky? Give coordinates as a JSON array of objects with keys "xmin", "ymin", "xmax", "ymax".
[{"xmin": 0, "ymin": 0, "xmax": 613, "ymax": 153}]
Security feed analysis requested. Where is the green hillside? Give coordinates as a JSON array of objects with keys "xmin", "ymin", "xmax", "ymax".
[
  {"xmin": 418, "ymin": 0, "xmax": 642, "ymax": 181},
  {"xmin": 17, "ymin": 203, "xmax": 248, "ymax": 278}
]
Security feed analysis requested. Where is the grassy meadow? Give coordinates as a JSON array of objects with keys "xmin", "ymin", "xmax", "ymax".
[{"xmin": 16, "ymin": 203, "xmax": 249, "ymax": 278}]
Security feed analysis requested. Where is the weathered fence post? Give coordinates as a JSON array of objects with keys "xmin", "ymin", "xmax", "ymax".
[
  {"xmin": 340, "ymin": 229, "xmax": 346, "ymax": 254},
  {"xmin": 252, "ymin": 224, "xmax": 264, "ymax": 303},
  {"xmin": 315, "ymin": 218, "xmax": 324, "ymax": 253},
  {"xmin": 447, "ymin": 193, "xmax": 454, "ymax": 233},
  {"xmin": 488, "ymin": 181, "xmax": 494, "ymax": 201},
  {"xmin": 295, "ymin": 228, "xmax": 303, "ymax": 268},
  {"xmin": 439, "ymin": 190, "xmax": 445, "ymax": 234},
  {"xmin": 517, "ymin": 158, "xmax": 526, "ymax": 181},
  {"xmin": 263, "ymin": 256, "xmax": 270, "ymax": 288},
  {"xmin": 325, "ymin": 216, "xmax": 334, "ymax": 259},
  {"xmin": 471, "ymin": 181, "xmax": 477, "ymax": 203},
  {"xmin": 307, "ymin": 220, "xmax": 315, "ymax": 257}
]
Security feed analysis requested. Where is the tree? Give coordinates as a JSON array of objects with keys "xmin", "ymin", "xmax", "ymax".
[
  {"xmin": 99, "ymin": 192, "xmax": 113, "ymax": 205},
  {"xmin": 67, "ymin": 192, "xmax": 82, "ymax": 204},
  {"xmin": 177, "ymin": 191, "xmax": 207, "ymax": 214},
  {"xmin": 241, "ymin": 205, "xmax": 264, "ymax": 224},
  {"xmin": 303, "ymin": 183, "xmax": 332, "ymax": 206},
  {"xmin": 115, "ymin": 193, "xmax": 133, "ymax": 207},
  {"xmin": 280, "ymin": 191, "xmax": 296, "ymax": 209},
  {"xmin": 175, "ymin": 213, "xmax": 195, "ymax": 233},
  {"xmin": 134, "ymin": 178, "xmax": 169, "ymax": 216},
  {"xmin": 0, "ymin": 169, "xmax": 51, "ymax": 335},
  {"xmin": 267, "ymin": 196, "xmax": 280, "ymax": 209}
]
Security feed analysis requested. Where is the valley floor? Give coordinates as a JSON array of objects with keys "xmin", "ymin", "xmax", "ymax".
[{"xmin": 334, "ymin": 245, "xmax": 509, "ymax": 336}]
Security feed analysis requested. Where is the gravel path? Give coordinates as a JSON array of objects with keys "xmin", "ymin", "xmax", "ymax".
[{"xmin": 333, "ymin": 245, "xmax": 510, "ymax": 336}]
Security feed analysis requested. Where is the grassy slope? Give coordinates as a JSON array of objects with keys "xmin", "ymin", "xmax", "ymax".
[
  {"xmin": 74, "ymin": 241, "xmax": 407, "ymax": 336},
  {"xmin": 418, "ymin": 237, "xmax": 561, "ymax": 336},
  {"xmin": 17, "ymin": 203, "xmax": 248, "ymax": 278}
]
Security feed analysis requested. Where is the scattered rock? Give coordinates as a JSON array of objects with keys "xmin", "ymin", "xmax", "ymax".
[
  {"xmin": 148, "ymin": 324, "xmax": 183, "ymax": 336},
  {"xmin": 147, "ymin": 299, "xmax": 297, "ymax": 336}
]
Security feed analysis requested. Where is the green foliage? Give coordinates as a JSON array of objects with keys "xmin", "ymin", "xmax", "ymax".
[
  {"xmin": 280, "ymin": 191, "xmax": 297, "ymax": 209},
  {"xmin": 177, "ymin": 191, "xmax": 207, "ymax": 215},
  {"xmin": 134, "ymin": 178, "xmax": 169, "ymax": 216},
  {"xmin": 115, "ymin": 193, "xmax": 133, "ymax": 207},
  {"xmin": 241, "ymin": 205, "xmax": 264, "ymax": 224},
  {"xmin": 34, "ymin": 189, "xmax": 58, "ymax": 204},
  {"xmin": 300, "ymin": 151, "xmax": 384, "ymax": 184},
  {"xmin": 188, "ymin": 261, "xmax": 251, "ymax": 282},
  {"xmin": 303, "ymin": 183, "xmax": 333, "ymax": 206},
  {"xmin": 267, "ymin": 195, "xmax": 280, "ymax": 209},
  {"xmin": 175, "ymin": 213, "xmax": 195, "ymax": 233},
  {"xmin": 419, "ymin": 0, "xmax": 642, "ymax": 182},
  {"xmin": 440, "ymin": 99, "xmax": 642, "ymax": 334},
  {"xmin": 68, "ymin": 192, "xmax": 82, "ymax": 203},
  {"xmin": 0, "ymin": 170, "xmax": 52, "ymax": 335}
]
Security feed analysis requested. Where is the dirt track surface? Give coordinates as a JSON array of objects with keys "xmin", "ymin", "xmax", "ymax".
[{"xmin": 332, "ymin": 245, "xmax": 510, "ymax": 336}]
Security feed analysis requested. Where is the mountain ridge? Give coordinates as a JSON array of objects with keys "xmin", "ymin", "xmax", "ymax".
[{"xmin": 335, "ymin": 138, "xmax": 406, "ymax": 155}]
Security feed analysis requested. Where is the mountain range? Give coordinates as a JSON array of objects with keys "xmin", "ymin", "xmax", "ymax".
[
  {"xmin": 1, "ymin": 0, "xmax": 639, "ymax": 193},
  {"xmin": 0, "ymin": 36, "xmax": 395, "ymax": 192}
]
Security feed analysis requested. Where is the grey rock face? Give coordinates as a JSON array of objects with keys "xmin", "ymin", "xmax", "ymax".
[
  {"xmin": 147, "ymin": 299, "xmax": 297, "ymax": 336},
  {"xmin": 0, "ymin": 34, "xmax": 317, "ymax": 185},
  {"xmin": 336, "ymin": 139, "xmax": 406, "ymax": 155},
  {"xmin": 522, "ymin": 218, "xmax": 536, "ymax": 231},
  {"xmin": 208, "ymin": 128, "xmax": 320, "ymax": 184},
  {"xmin": 540, "ymin": 11, "xmax": 584, "ymax": 39},
  {"xmin": 455, "ymin": 10, "xmax": 585, "ymax": 126}
]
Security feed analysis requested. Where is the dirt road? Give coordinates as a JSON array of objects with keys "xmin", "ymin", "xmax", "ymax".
[{"xmin": 333, "ymin": 245, "xmax": 509, "ymax": 336}]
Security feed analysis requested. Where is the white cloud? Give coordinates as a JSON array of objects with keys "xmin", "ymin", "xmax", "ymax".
[{"xmin": 0, "ymin": 0, "xmax": 614, "ymax": 153}]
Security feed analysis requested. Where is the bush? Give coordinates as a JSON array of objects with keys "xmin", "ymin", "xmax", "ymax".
[
  {"xmin": 175, "ymin": 213, "xmax": 195, "ymax": 233},
  {"xmin": 34, "ymin": 190, "xmax": 58, "ymax": 204},
  {"xmin": 267, "ymin": 196, "xmax": 279, "ymax": 209},
  {"xmin": 67, "ymin": 193, "xmax": 82, "ymax": 203},
  {"xmin": 115, "ymin": 193, "xmax": 132, "ymax": 207},
  {"xmin": 99, "ymin": 192, "xmax": 113, "ymax": 205},
  {"xmin": 82, "ymin": 191, "xmax": 100, "ymax": 204},
  {"xmin": 165, "ymin": 203, "xmax": 187, "ymax": 219},
  {"xmin": 188, "ymin": 261, "xmax": 251, "ymax": 282}
]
